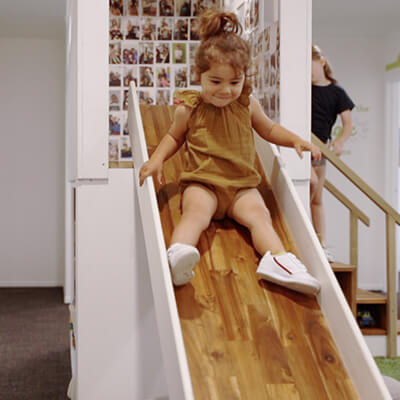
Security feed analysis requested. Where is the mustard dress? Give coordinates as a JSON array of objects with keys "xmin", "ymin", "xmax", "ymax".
[{"xmin": 175, "ymin": 90, "xmax": 261, "ymax": 219}]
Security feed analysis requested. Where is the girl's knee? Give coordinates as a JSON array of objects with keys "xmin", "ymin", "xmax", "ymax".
[
  {"xmin": 182, "ymin": 206, "xmax": 213, "ymax": 230},
  {"xmin": 245, "ymin": 204, "xmax": 272, "ymax": 227}
]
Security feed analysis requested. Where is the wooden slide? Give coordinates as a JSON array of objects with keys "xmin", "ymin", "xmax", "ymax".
[{"xmin": 128, "ymin": 85, "xmax": 391, "ymax": 399}]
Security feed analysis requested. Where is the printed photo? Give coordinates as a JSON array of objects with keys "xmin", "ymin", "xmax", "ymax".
[
  {"xmin": 156, "ymin": 90, "xmax": 170, "ymax": 105},
  {"xmin": 264, "ymin": 26, "xmax": 270, "ymax": 53},
  {"xmin": 109, "ymin": 90, "xmax": 121, "ymax": 111},
  {"xmin": 264, "ymin": 55, "xmax": 270, "ymax": 86},
  {"xmin": 159, "ymin": 0, "xmax": 174, "ymax": 16},
  {"xmin": 123, "ymin": 66, "xmax": 138, "ymax": 87},
  {"xmin": 155, "ymin": 43, "xmax": 170, "ymax": 63},
  {"xmin": 109, "ymin": 66, "xmax": 122, "ymax": 87},
  {"xmin": 193, "ymin": 0, "xmax": 218, "ymax": 16},
  {"xmin": 109, "ymin": 138, "xmax": 119, "ymax": 161},
  {"xmin": 175, "ymin": 0, "xmax": 191, "ymax": 16},
  {"xmin": 110, "ymin": 18, "xmax": 123, "ymax": 40},
  {"xmin": 109, "ymin": 43, "xmax": 121, "ymax": 64},
  {"xmin": 109, "ymin": 112, "xmax": 121, "ymax": 135},
  {"xmin": 142, "ymin": 0, "xmax": 157, "ymax": 16},
  {"xmin": 110, "ymin": 0, "xmax": 123, "ymax": 16},
  {"xmin": 156, "ymin": 67, "xmax": 171, "ymax": 87},
  {"xmin": 126, "ymin": 0, "xmax": 139, "ymax": 15},
  {"xmin": 174, "ymin": 66, "xmax": 187, "ymax": 88},
  {"xmin": 122, "ymin": 43, "xmax": 138, "ymax": 64},
  {"xmin": 174, "ymin": 18, "xmax": 188, "ymax": 40},
  {"xmin": 190, "ymin": 66, "xmax": 200, "ymax": 86},
  {"xmin": 157, "ymin": 18, "xmax": 173, "ymax": 40},
  {"xmin": 140, "ymin": 66, "xmax": 154, "ymax": 87},
  {"xmin": 138, "ymin": 90, "xmax": 155, "ymax": 105},
  {"xmin": 172, "ymin": 43, "xmax": 186, "ymax": 63},
  {"xmin": 189, "ymin": 43, "xmax": 198, "ymax": 64},
  {"xmin": 123, "ymin": 17, "xmax": 140, "ymax": 40},
  {"xmin": 190, "ymin": 18, "xmax": 200, "ymax": 40},
  {"xmin": 122, "ymin": 90, "xmax": 129, "ymax": 110},
  {"xmin": 254, "ymin": 31, "xmax": 262, "ymax": 58},
  {"xmin": 141, "ymin": 18, "xmax": 156, "ymax": 40},
  {"xmin": 139, "ymin": 42, "xmax": 154, "ymax": 64},
  {"xmin": 120, "ymin": 137, "xmax": 133, "ymax": 159}
]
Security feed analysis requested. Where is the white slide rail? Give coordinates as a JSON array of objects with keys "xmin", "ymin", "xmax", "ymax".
[
  {"xmin": 128, "ymin": 83, "xmax": 194, "ymax": 399},
  {"xmin": 255, "ymin": 135, "xmax": 391, "ymax": 400}
]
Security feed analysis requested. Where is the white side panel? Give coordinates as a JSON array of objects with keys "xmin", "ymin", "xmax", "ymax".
[
  {"xmin": 279, "ymin": 0, "xmax": 311, "ymax": 183},
  {"xmin": 66, "ymin": 0, "xmax": 108, "ymax": 181},
  {"xmin": 255, "ymin": 135, "xmax": 391, "ymax": 400},
  {"xmin": 75, "ymin": 170, "xmax": 167, "ymax": 400},
  {"xmin": 129, "ymin": 84, "xmax": 194, "ymax": 399}
]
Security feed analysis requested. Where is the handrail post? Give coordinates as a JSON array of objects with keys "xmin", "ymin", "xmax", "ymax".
[
  {"xmin": 349, "ymin": 213, "xmax": 358, "ymax": 315},
  {"xmin": 386, "ymin": 214, "xmax": 397, "ymax": 357}
]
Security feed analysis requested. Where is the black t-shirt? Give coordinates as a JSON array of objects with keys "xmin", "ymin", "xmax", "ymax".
[{"xmin": 312, "ymin": 83, "xmax": 355, "ymax": 143}]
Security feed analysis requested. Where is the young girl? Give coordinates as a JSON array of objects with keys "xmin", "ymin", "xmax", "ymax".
[
  {"xmin": 139, "ymin": 10, "xmax": 322, "ymax": 295},
  {"xmin": 311, "ymin": 45, "xmax": 355, "ymax": 262}
]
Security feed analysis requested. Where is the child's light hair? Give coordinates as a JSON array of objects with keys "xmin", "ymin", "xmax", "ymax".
[
  {"xmin": 312, "ymin": 45, "xmax": 337, "ymax": 83},
  {"xmin": 196, "ymin": 9, "xmax": 252, "ymax": 94}
]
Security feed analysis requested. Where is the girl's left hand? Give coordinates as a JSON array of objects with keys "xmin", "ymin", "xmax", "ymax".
[{"xmin": 294, "ymin": 140, "xmax": 322, "ymax": 161}]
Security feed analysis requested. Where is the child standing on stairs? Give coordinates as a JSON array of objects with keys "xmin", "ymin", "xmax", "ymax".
[
  {"xmin": 139, "ymin": 9, "xmax": 322, "ymax": 295},
  {"xmin": 310, "ymin": 45, "xmax": 355, "ymax": 262}
]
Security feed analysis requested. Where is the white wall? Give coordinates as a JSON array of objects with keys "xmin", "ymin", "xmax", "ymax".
[
  {"xmin": 312, "ymin": 25, "xmax": 394, "ymax": 290},
  {"xmin": 0, "ymin": 38, "xmax": 65, "ymax": 286}
]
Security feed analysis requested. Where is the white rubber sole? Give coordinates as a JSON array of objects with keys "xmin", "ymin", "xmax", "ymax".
[{"xmin": 257, "ymin": 270, "xmax": 321, "ymax": 296}]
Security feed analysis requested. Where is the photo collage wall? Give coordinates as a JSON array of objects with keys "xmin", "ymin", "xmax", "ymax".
[
  {"xmin": 238, "ymin": 0, "xmax": 280, "ymax": 123},
  {"xmin": 108, "ymin": 0, "xmax": 219, "ymax": 165},
  {"xmin": 108, "ymin": 0, "xmax": 279, "ymax": 166}
]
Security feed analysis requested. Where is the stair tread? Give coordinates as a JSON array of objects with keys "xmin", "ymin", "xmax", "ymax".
[
  {"xmin": 331, "ymin": 262, "xmax": 356, "ymax": 272},
  {"xmin": 356, "ymin": 288, "xmax": 387, "ymax": 304}
]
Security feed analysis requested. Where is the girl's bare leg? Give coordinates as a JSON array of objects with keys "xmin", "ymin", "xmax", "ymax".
[
  {"xmin": 171, "ymin": 183, "xmax": 217, "ymax": 246},
  {"xmin": 310, "ymin": 164, "xmax": 326, "ymax": 246},
  {"xmin": 227, "ymin": 188, "xmax": 285, "ymax": 255},
  {"xmin": 228, "ymin": 188, "xmax": 321, "ymax": 295}
]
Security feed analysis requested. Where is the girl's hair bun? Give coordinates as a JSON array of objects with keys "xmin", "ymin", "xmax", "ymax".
[{"xmin": 199, "ymin": 9, "xmax": 242, "ymax": 40}]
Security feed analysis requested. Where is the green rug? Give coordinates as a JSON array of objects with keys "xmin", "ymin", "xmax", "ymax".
[{"xmin": 375, "ymin": 357, "xmax": 400, "ymax": 381}]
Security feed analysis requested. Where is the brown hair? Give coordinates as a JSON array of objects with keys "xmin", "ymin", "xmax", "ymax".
[
  {"xmin": 195, "ymin": 9, "xmax": 252, "ymax": 94},
  {"xmin": 312, "ymin": 45, "xmax": 337, "ymax": 83}
]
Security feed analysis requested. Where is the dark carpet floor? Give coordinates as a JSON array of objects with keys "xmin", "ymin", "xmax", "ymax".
[{"xmin": 0, "ymin": 288, "xmax": 71, "ymax": 400}]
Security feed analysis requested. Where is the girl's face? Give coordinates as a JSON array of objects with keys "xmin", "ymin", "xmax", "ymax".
[
  {"xmin": 200, "ymin": 63, "xmax": 245, "ymax": 108},
  {"xmin": 311, "ymin": 58, "xmax": 326, "ymax": 84}
]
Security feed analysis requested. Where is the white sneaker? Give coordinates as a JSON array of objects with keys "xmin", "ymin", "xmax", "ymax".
[
  {"xmin": 256, "ymin": 252, "xmax": 321, "ymax": 295},
  {"xmin": 322, "ymin": 246, "xmax": 335, "ymax": 263},
  {"xmin": 167, "ymin": 243, "xmax": 200, "ymax": 286}
]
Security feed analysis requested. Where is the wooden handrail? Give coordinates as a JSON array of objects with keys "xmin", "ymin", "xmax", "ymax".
[
  {"xmin": 312, "ymin": 135, "xmax": 400, "ymax": 224},
  {"xmin": 324, "ymin": 179, "xmax": 370, "ymax": 227},
  {"xmin": 313, "ymin": 133, "xmax": 398, "ymax": 357}
]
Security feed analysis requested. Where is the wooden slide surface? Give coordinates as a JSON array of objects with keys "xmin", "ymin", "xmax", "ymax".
[{"xmin": 140, "ymin": 104, "xmax": 358, "ymax": 400}]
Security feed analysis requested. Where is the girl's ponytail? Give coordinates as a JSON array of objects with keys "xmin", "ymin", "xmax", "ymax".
[{"xmin": 199, "ymin": 9, "xmax": 242, "ymax": 40}]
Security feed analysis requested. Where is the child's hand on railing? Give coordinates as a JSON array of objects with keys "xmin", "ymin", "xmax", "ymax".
[
  {"xmin": 294, "ymin": 140, "xmax": 322, "ymax": 161},
  {"xmin": 139, "ymin": 159, "xmax": 163, "ymax": 186}
]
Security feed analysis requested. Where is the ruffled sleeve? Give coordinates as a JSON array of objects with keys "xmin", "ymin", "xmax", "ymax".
[{"xmin": 173, "ymin": 90, "xmax": 201, "ymax": 108}]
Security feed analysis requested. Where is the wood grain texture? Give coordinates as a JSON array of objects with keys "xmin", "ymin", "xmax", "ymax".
[{"xmin": 142, "ymin": 105, "xmax": 358, "ymax": 400}]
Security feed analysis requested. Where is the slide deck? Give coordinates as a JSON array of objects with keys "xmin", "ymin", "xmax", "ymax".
[{"xmin": 128, "ymin": 84, "xmax": 391, "ymax": 399}]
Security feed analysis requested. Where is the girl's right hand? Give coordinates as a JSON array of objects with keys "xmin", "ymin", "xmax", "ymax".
[{"xmin": 139, "ymin": 159, "xmax": 163, "ymax": 186}]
